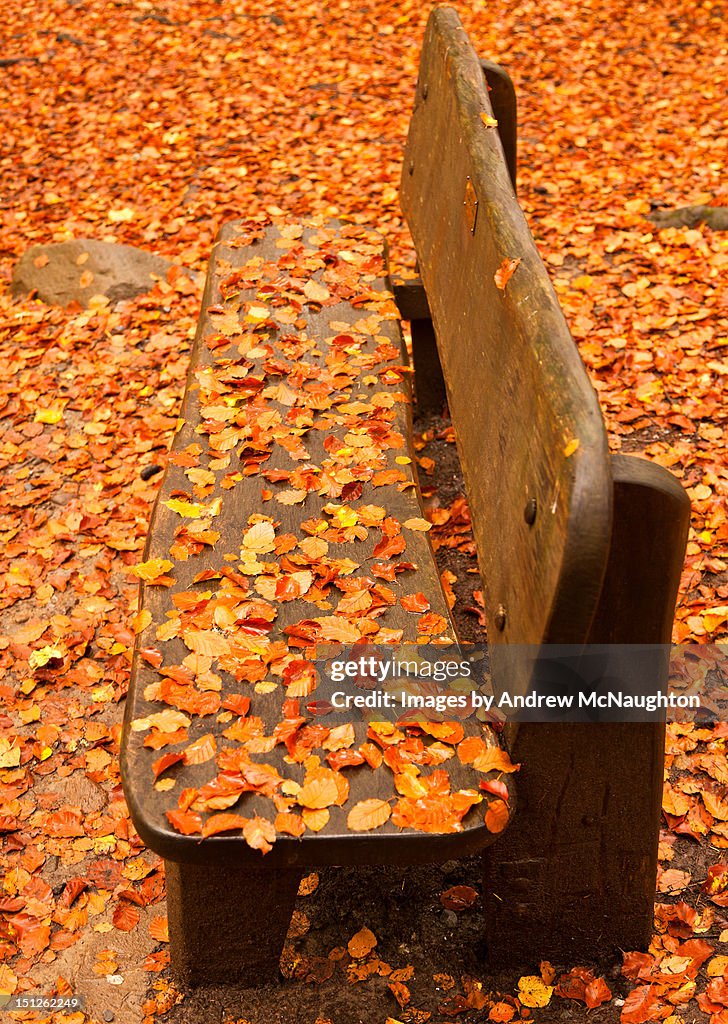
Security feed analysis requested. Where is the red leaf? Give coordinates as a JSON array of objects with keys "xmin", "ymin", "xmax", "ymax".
[
  {"xmin": 585, "ymin": 977, "xmax": 612, "ymax": 1009},
  {"xmin": 221, "ymin": 694, "xmax": 251, "ymax": 717},
  {"xmin": 152, "ymin": 751, "xmax": 184, "ymax": 778},
  {"xmin": 622, "ymin": 951, "xmax": 654, "ymax": 982},
  {"xmin": 479, "ymin": 778, "xmax": 510, "ymax": 802},
  {"xmin": 112, "ymin": 901, "xmax": 140, "ymax": 932},
  {"xmin": 440, "ymin": 885, "xmax": 478, "ymax": 911},
  {"xmin": 165, "ymin": 809, "xmax": 202, "ymax": 835},
  {"xmin": 400, "ymin": 592, "xmax": 430, "ymax": 613}
]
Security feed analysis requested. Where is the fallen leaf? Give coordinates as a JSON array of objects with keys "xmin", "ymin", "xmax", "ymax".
[{"xmin": 494, "ymin": 257, "xmax": 521, "ymax": 292}]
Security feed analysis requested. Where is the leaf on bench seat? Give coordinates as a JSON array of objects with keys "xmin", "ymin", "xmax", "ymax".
[{"xmin": 347, "ymin": 798, "xmax": 392, "ymax": 832}]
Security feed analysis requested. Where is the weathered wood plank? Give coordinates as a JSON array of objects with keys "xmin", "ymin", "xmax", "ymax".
[{"xmin": 401, "ymin": 8, "xmax": 613, "ymax": 698}]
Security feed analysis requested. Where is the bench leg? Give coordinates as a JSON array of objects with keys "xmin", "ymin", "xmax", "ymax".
[
  {"xmin": 165, "ymin": 860, "xmax": 302, "ymax": 986},
  {"xmin": 482, "ymin": 721, "xmax": 664, "ymax": 966},
  {"xmin": 482, "ymin": 455, "xmax": 689, "ymax": 966},
  {"xmin": 411, "ymin": 318, "xmax": 447, "ymax": 415}
]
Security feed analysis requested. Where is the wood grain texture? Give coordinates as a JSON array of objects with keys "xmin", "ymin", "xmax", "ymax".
[
  {"xmin": 166, "ymin": 859, "xmax": 302, "ymax": 986},
  {"xmin": 401, "ymin": 7, "xmax": 613, "ymax": 698},
  {"xmin": 121, "ymin": 221, "xmax": 512, "ymax": 868},
  {"xmin": 482, "ymin": 454, "xmax": 690, "ymax": 964}
]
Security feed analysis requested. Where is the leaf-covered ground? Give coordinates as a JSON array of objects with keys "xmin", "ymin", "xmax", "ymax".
[{"xmin": 0, "ymin": 0, "xmax": 726, "ymax": 1022}]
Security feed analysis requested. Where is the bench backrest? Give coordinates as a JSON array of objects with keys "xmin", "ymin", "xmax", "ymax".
[{"xmin": 400, "ymin": 7, "xmax": 613, "ymax": 688}]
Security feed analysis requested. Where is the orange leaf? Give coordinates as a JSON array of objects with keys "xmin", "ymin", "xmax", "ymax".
[
  {"xmin": 152, "ymin": 752, "xmax": 184, "ymax": 778},
  {"xmin": 348, "ymin": 926, "xmax": 377, "ymax": 959},
  {"xmin": 585, "ymin": 977, "xmax": 612, "ymax": 1009},
  {"xmin": 183, "ymin": 732, "xmax": 217, "ymax": 765},
  {"xmin": 149, "ymin": 916, "xmax": 169, "ymax": 943},
  {"xmin": 485, "ymin": 799, "xmax": 510, "ymax": 834},
  {"xmin": 489, "ymin": 1002, "xmax": 515, "ymax": 1022},
  {"xmin": 301, "ymin": 807, "xmax": 329, "ymax": 831},
  {"xmin": 494, "ymin": 257, "xmax": 521, "ymax": 292},
  {"xmin": 243, "ymin": 815, "xmax": 276, "ymax": 854},
  {"xmin": 275, "ymin": 812, "xmax": 306, "ymax": 837},
  {"xmin": 201, "ymin": 813, "xmax": 248, "ymax": 838},
  {"xmin": 620, "ymin": 984, "xmax": 666, "ymax": 1024},
  {"xmin": 347, "ymin": 798, "xmax": 392, "ymax": 831},
  {"xmin": 298, "ymin": 773, "xmax": 339, "ymax": 809},
  {"xmin": 165, "ymin": 809, "xmax": 202, "ymax": 835}
]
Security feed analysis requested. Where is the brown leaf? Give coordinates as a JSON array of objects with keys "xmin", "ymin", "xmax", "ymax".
[
  {"xmin": 112, "ymin": 901, "xmax": 140, "ymax": 932},
  {"xmin": 440, "ymin": 885, "xmax": 478, "ymax": 911}
]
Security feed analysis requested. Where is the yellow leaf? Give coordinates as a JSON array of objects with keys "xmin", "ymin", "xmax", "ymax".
[
  {"xmin": 132, "ymin": 710, "xmax": 190, "ymax": 733},
  {"xmin": 108, "ymin": 206, "xmax": 135, "ymax": 222},
  {"xmin": 517, "ymin": 976, "xmax": 553, "ymax": 1008},
  {"xmin": 242, "ymin": 521, "xmax": 276, "ymax": 553},
  {"xmin": 28, "ymin": 643, "xmax": 67, "ymax": 670},
  {"xmin": 563, "ymin": 438, "xmax": 580, "ymax": 458},
  {"xmin": 183, "ymin": 629, "xmax": 229, "ymax": 658},
  {"xmin": 0, "ymin": 738, "xmax": 21, "ymax": 769},
  {"xmin": 163, "ymin": 498, "xmax": 206, "ymax": 518},
  {"xmin": 480, "ymin": 112, "xmax": 498, "ymax": 127},
  {"xmin": 130, "ymin": 558, "xmax": 174, "ymax": 581},
  {"xmin": 34, "ymin": 407, "xmax": 64, "ymax": 424},
  {"xmin": 303, "ymin": 279, "xmax": 330, "ymax": 303}
]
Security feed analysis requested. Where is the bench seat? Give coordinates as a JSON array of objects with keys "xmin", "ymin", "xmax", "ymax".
[{"xmin": 121, "ymin": 220, "xmax": 514, "ymax": 875}]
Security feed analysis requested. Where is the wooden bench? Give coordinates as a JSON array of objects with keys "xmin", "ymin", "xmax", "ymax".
[{"xmin": 121, "ymin": 6, "xmax": 690, "ymax": 986}]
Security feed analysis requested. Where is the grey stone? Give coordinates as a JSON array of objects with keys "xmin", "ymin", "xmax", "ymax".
[
  {"xmin": 648, "ymin": 205, "xmax": 728, "ymax": 231},
  {"xmin": 11, "ymin": 239, "xmax": 173, "ymax": 307},
  {"xmin": 440, "ymin": 909, "xmax": 458, "ymax": 927}
]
